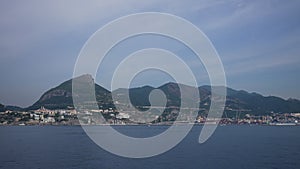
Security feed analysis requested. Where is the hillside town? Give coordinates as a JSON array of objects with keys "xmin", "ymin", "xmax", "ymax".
[{"xmin": 0, "ymin": 106, "xmax": 299, "ymax": 126}]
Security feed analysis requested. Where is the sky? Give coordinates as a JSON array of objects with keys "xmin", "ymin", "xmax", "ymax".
[{"xmin": 0, "ymin": 0, "xmax": 300, "ymax": 107}]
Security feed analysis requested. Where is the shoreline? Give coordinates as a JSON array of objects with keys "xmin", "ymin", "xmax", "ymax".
[{"xmin": 1, "ymin": 123, "xmax": 299, "ymax": 127}]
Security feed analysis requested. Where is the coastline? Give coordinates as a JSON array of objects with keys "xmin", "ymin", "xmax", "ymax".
[{"xmin": 1, "ymin": 123, "xmax": 299, "ymax": 127}]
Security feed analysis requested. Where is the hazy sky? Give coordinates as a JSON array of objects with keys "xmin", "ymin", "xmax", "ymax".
[{"xmin": 0, "ymin": 0, "xmax": 300, "ymax": 107}]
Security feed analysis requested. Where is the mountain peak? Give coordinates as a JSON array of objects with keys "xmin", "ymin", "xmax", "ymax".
[
  {"xmin": 26, "ymin": 74, "xmax": 111, "ymax": 110},
  {"xmin": 74, "ymin": 74, "xmax": 93, "ymax": 81}
]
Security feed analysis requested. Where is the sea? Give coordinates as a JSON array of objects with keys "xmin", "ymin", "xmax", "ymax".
[{"xmin": 0, "ymin": 125, "xmax": 299, "ymax": 169}]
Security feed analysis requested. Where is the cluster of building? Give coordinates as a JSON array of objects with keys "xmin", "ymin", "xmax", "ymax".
[
  {"xmin": 0, "ymin": 106, "xmax": 300, "ymax": 126},
  {"xmin": 197, "ymin": 112, "xmax": 300, "ymax": 125},
  {"xmin": 0, "ymin": 107, "xmax": 78, "ymax": 125},
  {"xmin": 0, "ymin": 106, "xmax": 133, "ymax": 126}
]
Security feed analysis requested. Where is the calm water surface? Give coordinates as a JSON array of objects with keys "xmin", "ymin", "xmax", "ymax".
[{"xmin": 0, "ymin": 125, "xmax": 299, "ymax": 169}]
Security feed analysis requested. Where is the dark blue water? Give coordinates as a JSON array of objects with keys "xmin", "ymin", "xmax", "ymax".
[{"xmin": 0, "ymin": 125, "xmax": 299, "ymax": 169}]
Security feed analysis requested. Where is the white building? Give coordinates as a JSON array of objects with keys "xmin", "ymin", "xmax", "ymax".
[{"xmin": 116, "ymin": 112, "xmax": 130, "ymax": 119}]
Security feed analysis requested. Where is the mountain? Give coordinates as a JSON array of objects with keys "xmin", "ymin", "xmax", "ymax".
[
  {"xmin": 0, "ymin": 103, "xmax": 5, "ymax": 112},
  {"xmin": 5, "ymin": 105, "xmax": 23, "ymax": 111},
  {"xmin": 27, "ymin": 75, "xmax": 300, "ymax": 116},
  {"xmin": 113, "ymin": 84, "xmax": 300, "ymax": 116},
  {"xmin": 112, "ymin": 85, "xmax": 156, "ymax": 108},
  {"xmin": 205, "ymin": 86, "xmax": 300, "ymax": 116},
  {"xmin": 26, "ymin": 74, "xmax": 113, "ymax": 110},
  {"xmin": 113, "ymin": 82, "xmax": 202, "ymax": 108}
]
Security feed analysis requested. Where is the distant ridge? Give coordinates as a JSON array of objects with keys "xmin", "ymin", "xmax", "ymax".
[
  {"xmin": 25, "ymin": 75, "xmax": 300, "ymax": 116},
  {"xmin": 0, "ymin": 103, "xmax": 4, "ymax": 112},
  {"xmin": 0, "ymin": 102, "xmax": 22, "ymax": 112}
]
